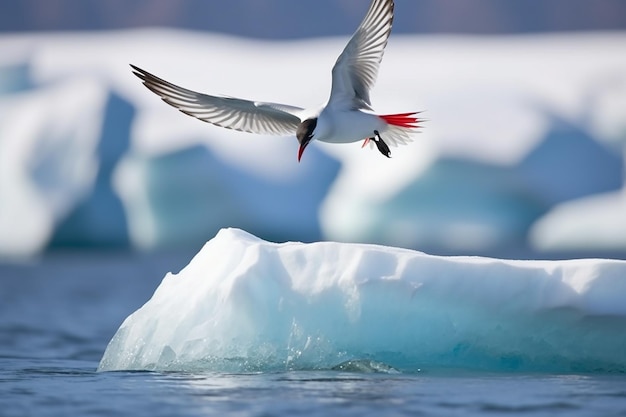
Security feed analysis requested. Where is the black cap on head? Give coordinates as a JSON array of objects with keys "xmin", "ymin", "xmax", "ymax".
[
  {"xmin": 297, "ymin": 118, "xmax": 317, "ymax": 145},
  {"xmin": 296, "ymin": 118, "xmax": 317, "ymax": 162}
]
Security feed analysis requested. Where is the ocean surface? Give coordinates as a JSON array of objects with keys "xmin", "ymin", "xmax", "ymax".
[{"xmin": 2, "ymin": 251, "xmax": 626, "ymax": 417}]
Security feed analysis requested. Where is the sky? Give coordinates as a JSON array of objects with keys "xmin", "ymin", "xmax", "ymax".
[{"xmin": 1, "ymin": 0, "xmax": 626, "ymax": 38}]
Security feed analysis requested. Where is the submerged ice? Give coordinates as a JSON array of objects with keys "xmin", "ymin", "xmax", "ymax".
[{"xmin": 98, "ymin": 228, "xmax": 626, "ymax": 373}]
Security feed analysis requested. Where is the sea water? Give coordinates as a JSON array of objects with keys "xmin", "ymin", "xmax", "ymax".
[
  {"xmin": 4, "ymin": 361, "xmax": 626, "ymax": 417},
  {"xmin": 2, "ymin": 251, "xmax": 626, "ymax": 417}
]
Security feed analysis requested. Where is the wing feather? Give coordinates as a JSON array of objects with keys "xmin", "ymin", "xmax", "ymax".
[
  {"xmin": 131, "ymin": 65, "xmax": 303, "ymax": 136},
  {"xmin": 329, "ymin": 0, "xmax": 394, "ymax": 110}
]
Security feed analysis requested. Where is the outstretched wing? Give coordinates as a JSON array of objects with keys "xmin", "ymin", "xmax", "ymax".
[
  {"xmin": 131, "ymin": 65, "xmax": 304, "ymax": 136},
  {"xmin": 328, "ymin": 0, "xmax": 394, "ymax": 110}
]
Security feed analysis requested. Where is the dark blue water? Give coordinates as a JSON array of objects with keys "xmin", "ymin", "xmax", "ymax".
[{"xmin": 2, "ymin": 252, "xmax": 626, "ymax": 417}]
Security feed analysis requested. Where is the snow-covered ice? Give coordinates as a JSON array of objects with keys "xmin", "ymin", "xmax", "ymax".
[{"xmin": 98, "ymin": 228, "xmax": 626, "ymax": 373}]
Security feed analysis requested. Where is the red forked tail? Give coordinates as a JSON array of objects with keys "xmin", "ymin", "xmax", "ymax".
[{"xmin": 379, "ymin": 112, "xmax": 422, "ymax": 129}]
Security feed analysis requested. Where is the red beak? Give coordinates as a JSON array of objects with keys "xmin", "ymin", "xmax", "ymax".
[{"xmin": 297, "ymin": 142, "xmax": 308, "ymax": 162}]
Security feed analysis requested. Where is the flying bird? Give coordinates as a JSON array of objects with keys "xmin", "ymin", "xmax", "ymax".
[{"xmin": 131, "ymin": 0, "xmax": 421, "ymax": 162}]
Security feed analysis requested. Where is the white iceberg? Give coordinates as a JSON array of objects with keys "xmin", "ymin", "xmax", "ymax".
[
  {"xmin": 530, "ymin": 189, "xmax": 626, "ymax": 252},
  {"xmin": 1, "ymin": 30, "xmax": 625, "ymax": 256},
  {"xmin": 98, "ymin": 228, "xmax": 626, "ymax": 373},
  {"xmin": 0, "ymin": 77, "xmax": 105, "ymax": 257}
]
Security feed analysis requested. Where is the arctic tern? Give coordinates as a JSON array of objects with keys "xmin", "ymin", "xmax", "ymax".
[{"xmin": 131, "ymin": 0, "xmax": 421, "ymax": 162}]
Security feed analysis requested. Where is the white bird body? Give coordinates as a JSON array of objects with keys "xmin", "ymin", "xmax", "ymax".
[
  {"xmin": 131, "ymin": 0, "xmax": 421, "ymax": 161},
  {"xmin": 314, "ymin": 109, "xmax": 385, "ymax": 144}
]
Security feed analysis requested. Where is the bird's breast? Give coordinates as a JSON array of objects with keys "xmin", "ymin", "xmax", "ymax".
[{"xmin": 316, "ymin": 110, "xmax": 384, "ymax": 144}]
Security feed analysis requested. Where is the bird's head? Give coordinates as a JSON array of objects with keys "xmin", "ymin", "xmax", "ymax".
[{"xmin": 296, "ymin": 118, "xmax": 318, "ymax": 162}]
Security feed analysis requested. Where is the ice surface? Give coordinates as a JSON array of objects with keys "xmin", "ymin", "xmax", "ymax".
[{"xmin": 99, "ymin": 228, "xmax": 626, "ymax": 373}]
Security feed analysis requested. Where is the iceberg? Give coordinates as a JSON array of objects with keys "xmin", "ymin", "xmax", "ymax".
[
  {"xmin": 530, "ymin": 189, "xmax": 626, "ymax": 252},
  {"xmin": 0, "ymin": 77, "xmax": 106, "ymax": 257},
  {"xmin": 99, "ymin": 228, "xmax": 626, "ymax": 373},
  {"xmin": 1, "ymin": 31, "xmax": 626, "ymax": 257}
]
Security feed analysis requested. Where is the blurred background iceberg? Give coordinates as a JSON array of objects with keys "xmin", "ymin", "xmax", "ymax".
[{"xmin": 1, "ymin": 0, "xmax": 625, "ymax": 259}]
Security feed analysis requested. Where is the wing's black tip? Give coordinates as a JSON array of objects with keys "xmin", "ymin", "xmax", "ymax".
[{"xmin": 129, "ymin": 64, "xmax": 143, "ymax": 79}]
